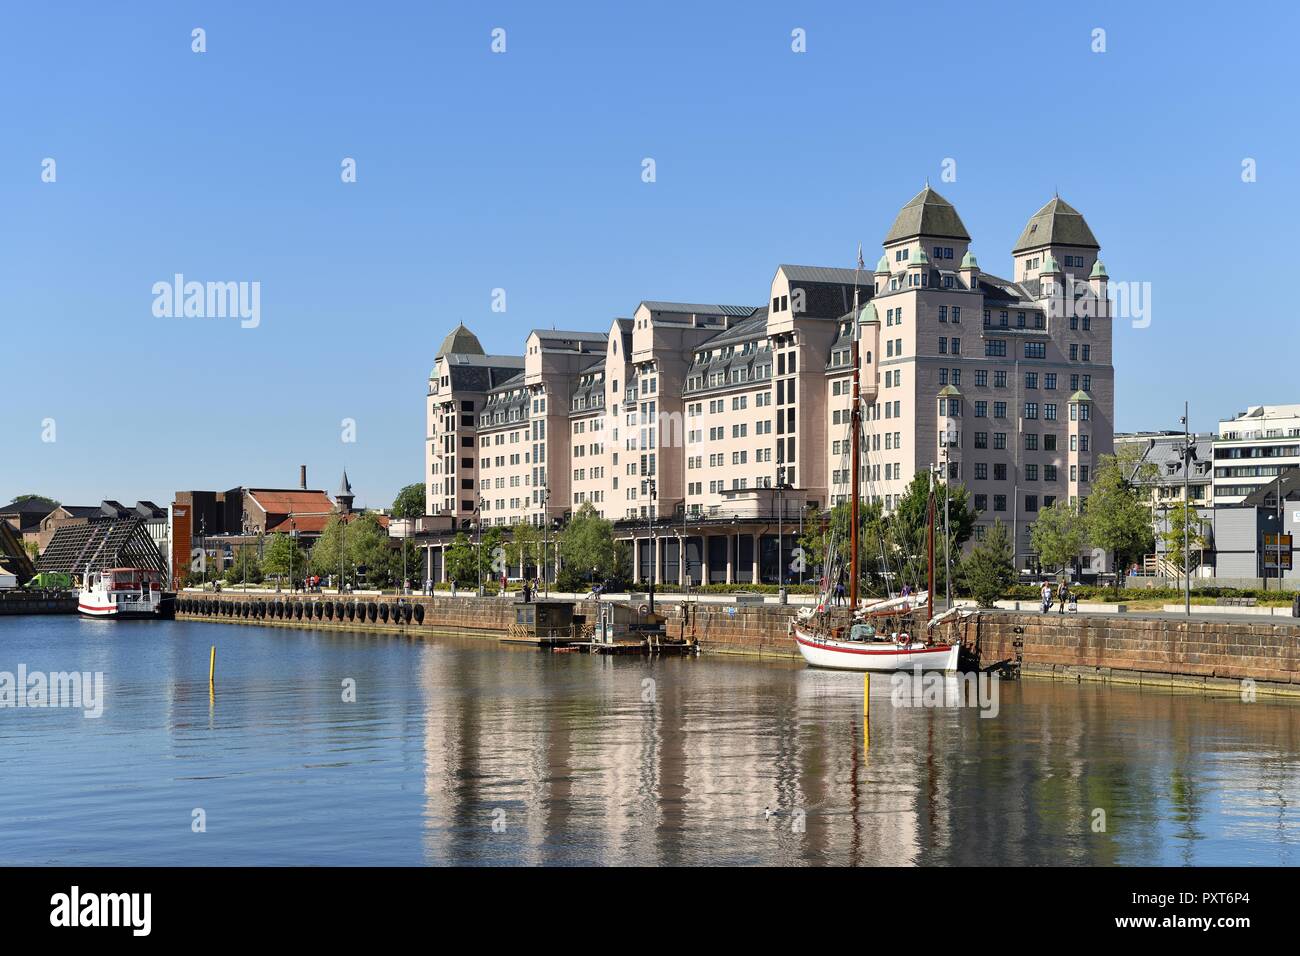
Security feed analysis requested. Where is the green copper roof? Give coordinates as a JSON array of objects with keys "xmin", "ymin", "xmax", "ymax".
[
  {"xmin": 1041, "ymin": 255, "xmax": 1061, "ymax": 274},
  {"xmin": 874, "ymin": 254, "xmax": 889, "ymax": 274},
  {"xmin": 937, "ymin": 384, "xmax": 963, "ymax": 397},
  {"xmin": 1090, "ymin": 260, "xmax": 1108, "ymax": 278},
  {"xmin": 1013, "ymin": 196, "xmax": 1100, "ymax": 253},
  {"xmin": 1069, "ymin": 390, "xmax": 1092, "ymax": 402},
  {"xmin": 912, "ymin": 247, "xmax": 930, "ymax": 266},
  {"xmin": 858, "ymin": 302, "xmax": 879, "ymax": 324},
  {"xmin": 960, "ymin": 251, "xmax": 978, "ymax": 269},
  {"xmin": 884, "ymin": 186, "xmax": 971, "ymax": 243}
]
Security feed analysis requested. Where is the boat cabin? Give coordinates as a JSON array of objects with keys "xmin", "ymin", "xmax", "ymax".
[
  {"xmin": 512, "ymin": 599, "xmax": 582, "ymax": 641},
  {"xmin": 96, "ymin": 568, "xmax": 162, "ymax": 593},
  {"xmin": 592, "ymin": 602, "xmax": 668, "ymax": 645}
]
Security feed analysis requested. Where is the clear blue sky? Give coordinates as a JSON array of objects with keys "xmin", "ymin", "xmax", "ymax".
[{"xmin": 2, "ymin": 1, "xmax": 1296, "ymax": 509}]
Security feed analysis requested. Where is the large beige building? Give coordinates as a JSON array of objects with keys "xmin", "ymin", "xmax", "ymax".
[{"xmin": 419, "ymin": 187, "xmax": 1115, "ymax": 584}]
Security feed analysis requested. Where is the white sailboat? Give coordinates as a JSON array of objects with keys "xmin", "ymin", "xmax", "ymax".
[{"xmin": 791, "ymin": 250, "xmax": 958, "ymax": 672}]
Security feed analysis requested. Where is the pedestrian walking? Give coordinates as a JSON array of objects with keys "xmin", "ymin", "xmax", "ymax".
[
  {"xmin": 1040, "ymin": 581, "xmax": 1052, "ymax": 614},
  {"xmin": 1057, "ymin": 580, "xmax": 1069, "ymax": 615}
]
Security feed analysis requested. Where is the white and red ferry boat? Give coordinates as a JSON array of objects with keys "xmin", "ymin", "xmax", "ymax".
[{"xmin": 78, "ymin": 567, "xmax": 173, "ymax": 620}]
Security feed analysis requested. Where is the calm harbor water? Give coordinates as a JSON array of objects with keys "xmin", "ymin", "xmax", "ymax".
[{"xmin": 1, "ymin": 614, "xmax": 1298, "ymax": 866}]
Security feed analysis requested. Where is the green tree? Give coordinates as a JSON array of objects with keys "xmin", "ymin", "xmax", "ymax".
[
  {"xmin": 960, "ymin": 520, "xmax": 1016, "ymax": 607},
  {"xmin": 261, "ymin": 533, "xmax": 307, "ymax": 584},
  {"xmin": 444, "ymin": 533, "xmax": 477, "ymax": 587},
  {"xmin": 889, "ymin": 472, "xmax": 974, "ymax": 594},
  {"xmin": 347, "ymin": 513, "xmax": 394, "ymax": 587},
  {"xmin": 1085, "ymin": 452, "xmax": 1155, "ymax": 594},
  {"xmin": 392, "ymin": 483, "xmax": 425, "ymax": 520},
  {"xmin": 1160, "ymin": 500, "xmax": 1208, "ymax": 573},
  {"xmin": 1030, "ymin": 499, "xmax": 1089, "ymax": 574},
  {"xmin": 557, "ymin": 503, "xmax": 619, "ymax": 586},
  {"xmin": 800, "ymin": 499, "xmax": 893, "ymax": 596},
  {"xmin": 309, "ymin": 515, "xmax": 349, "ymax": 583},
  {"xmin": 223, "ymin": 544, "xmax": 263, "ymax": 584}
]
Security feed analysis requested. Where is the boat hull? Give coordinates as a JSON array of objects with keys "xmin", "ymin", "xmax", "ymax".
[
  {"xmin": 77, "ymin": 593, "xmax": 174, "ymax": 621},
  {"xmin": 793, "ymin": 627, "xmax": 959, "ymax": 672}
]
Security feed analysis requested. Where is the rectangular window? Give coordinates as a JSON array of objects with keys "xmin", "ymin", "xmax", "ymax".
[
  {"xmin": 985, "ymin": 339, "xmax": 1007, "ymax": 357},
  {"xmin": 974, "ymin": 431, "xmax": 988, "ymax": 449},
  {"xmin": 974, "ymin": 462, "xmax": 988, "ymax": 480},
  {"xmin": 1024, "ymin": 342, "xmax": 1046, "ymax": 359},
  {"xmin": 974, "ymin": 370, "xmax": 987, "ymax": 387}
]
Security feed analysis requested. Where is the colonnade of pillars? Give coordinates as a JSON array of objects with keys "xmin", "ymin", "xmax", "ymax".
[{"xmin": 420, "ymin": 531, "xmax": 800, "ymax": 588}]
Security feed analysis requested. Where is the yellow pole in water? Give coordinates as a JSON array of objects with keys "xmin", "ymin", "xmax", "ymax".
[
  {"xmin": 209, "ymin": 646, "xmax": 216, "ymax": 685},
  {"xmin": 863, "ymin": 671, "xmax": 870, "ymax": 749}
]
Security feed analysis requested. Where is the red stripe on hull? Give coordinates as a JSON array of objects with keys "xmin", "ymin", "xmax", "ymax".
[{"xmin": 793, "ymin": 633, "xmax": 953, "ymax": 656}]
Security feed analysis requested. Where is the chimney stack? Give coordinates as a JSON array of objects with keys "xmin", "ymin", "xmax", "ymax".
[{"xmin": 300, "ymin": 465, "xmax": 307, "ymax": 490}]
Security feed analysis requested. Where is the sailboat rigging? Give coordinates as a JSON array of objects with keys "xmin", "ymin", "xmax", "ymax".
[{"xmin": 790, "ymin": 247, "xmax": 958, "ymax": 672}]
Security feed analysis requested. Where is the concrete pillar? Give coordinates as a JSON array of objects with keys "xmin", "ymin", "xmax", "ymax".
[
  {"xmin": 632, "ymin": 536, "xmax": 640, "ymax": 584},
  {"xmin": 752, "ymin": 532, "xmax": 760, "ymax": 584},
  {"xmin": 678, "ymin": 536, "xmax": 686, "ymax": 587},
  {"xmin": 725, "ymin": 534, "xmax": 734, "ymax": 585},
  {"xmin": 438, "ymin": 544, "xmax": 448, "ymax": 583},
  {"xmin": 653, "ymin": 536, "xmax": 661, "ymax": 586}
]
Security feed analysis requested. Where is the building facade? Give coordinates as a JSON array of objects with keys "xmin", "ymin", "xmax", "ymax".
[
  {"xmin": 1212, "ymin": 404, "xmax": 1300, "ymax": 505},
  {"xmin": 416, "ymin": 187, "xmax": 1116, "ymax": 583}
]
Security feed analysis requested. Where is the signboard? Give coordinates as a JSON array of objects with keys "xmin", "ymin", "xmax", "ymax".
[{"xmin": 1262, "ymin": 533, "xmax": 1292, "ymax": 570}]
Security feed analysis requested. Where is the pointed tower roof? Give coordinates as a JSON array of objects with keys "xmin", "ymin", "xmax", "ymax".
[
  {"xmin": 884, "ymin": 186, "xmax": 970, "ymax": 243},
  {"xmin": 336, "ymin": 470, "xmax": 353, "ymax": 497},
  {"xmin": 436, "ymin": 323, "xmax": 486, "ymax": 358},
  {"xmin": 1013, "ymin": 197, "xmax": 1099, "ymax": 252}
]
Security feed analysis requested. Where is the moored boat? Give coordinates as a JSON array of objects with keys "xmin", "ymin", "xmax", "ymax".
[
  {"xmin": 790, "ymin": 248, "xmax": 957, "ymax": 672},
  {"xmin": 78, "ymin": 567, "xmax": 173, "ymax": 620}
]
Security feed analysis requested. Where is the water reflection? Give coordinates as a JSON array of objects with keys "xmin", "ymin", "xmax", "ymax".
[{"xmin": 0, "ymin": 616, "xmax": 1297, "ymax": 865}]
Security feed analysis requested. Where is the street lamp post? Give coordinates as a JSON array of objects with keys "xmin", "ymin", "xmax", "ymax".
[
  {"xmin": 1177, "ymin": 403, "xmax": 1199, "ymax": 614},
  {"xmin": 776, "ymin": 466, "xmax": 788, "ymax": 604},
  {"xmin": 542, "ymin": 483, "xmax": 551, "ymax": 597},
  {"xmin": 646, "ymin": 477, "xmax": 657, "ymax": 615},
  {"xmin": 475, "ymin": 495, "xmax": 484, "ymax": 597}
]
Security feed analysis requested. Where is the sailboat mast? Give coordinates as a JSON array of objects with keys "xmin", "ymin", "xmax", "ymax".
[
  {"xmin": 849, "ymin": 247, "xmax": 862, "ymax": 610},
  {"xmin": 927, "ymin": 475, "xmax": 935, "ymax": 623}
]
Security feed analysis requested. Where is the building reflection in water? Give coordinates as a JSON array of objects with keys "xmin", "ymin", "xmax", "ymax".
[{"xmin": 417, "ymin": 638, "xmax": 1300, "ymax": 866}]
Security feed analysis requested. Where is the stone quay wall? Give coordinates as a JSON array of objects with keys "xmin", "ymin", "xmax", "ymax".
[{"xmin": 174, "ymin": 593, "xmax": 1300, "ymax": 694}]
